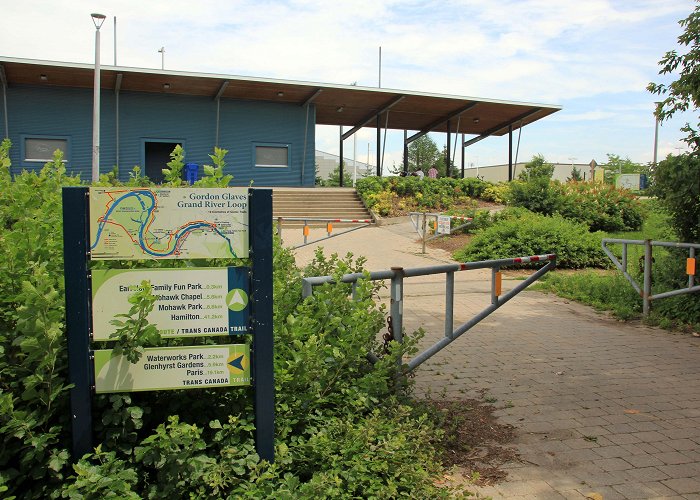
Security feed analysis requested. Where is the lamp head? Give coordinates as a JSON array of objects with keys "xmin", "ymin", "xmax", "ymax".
[{"xmin": 91, "ymin": 13, "xmax": 106, "ymax": 29}]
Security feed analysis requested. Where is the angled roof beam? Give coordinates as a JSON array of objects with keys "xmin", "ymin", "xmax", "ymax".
[
  {"xmin": 406, "ymin": 102, "xmax": 478, "ymax": 144},
  {"xmin": 0, "ymin": 64, "xmax": 7, "ymax": 89},
  {"xmin": 341, "ymin": 95, "xmax": 405, "ymax": 140},
  {"xmin": 463, "ymin": 108, "xmax": 542, "ymax": 147},
  {"xmin": 114, "ymin": 73, "xmax": 122, "ymax": 93},
  {"xmin": 213, "ymin": 80, "xmax": 229, "ymax": 100},
  {"xmin": 302, "ymin": 88, "xmax": 322, "ymax": 107}
]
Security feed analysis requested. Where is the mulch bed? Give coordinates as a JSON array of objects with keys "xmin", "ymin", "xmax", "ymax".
[{"xmin": 429, "ymin": 395, "xmax": 519, "ymax": 485}]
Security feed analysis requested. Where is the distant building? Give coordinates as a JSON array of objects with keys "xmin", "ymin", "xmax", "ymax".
[
  {"xmin": 315, "ymin": 150, "xmax": 373, "ymax": 182},
  {"xmin": 464, "ymin": 162, "xmax": 597, "ymax": 183}
]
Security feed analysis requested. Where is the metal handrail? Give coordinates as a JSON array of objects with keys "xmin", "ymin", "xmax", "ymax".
[
  {"xmin": 276, "ymin": 216, "xmax": 374, "ymax": 249},
  {"xmin": 601, "ymin": 238, "xmax": 699, "ymax": 315},
  {"xmin": 302, "ymin": 253, "xmax": 557, "ymax": 372}
]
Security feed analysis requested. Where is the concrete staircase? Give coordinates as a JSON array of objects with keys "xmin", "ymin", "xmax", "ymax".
[{"xmin": 272, "ymin": 187, "xmax": 373, "ymax": 227}]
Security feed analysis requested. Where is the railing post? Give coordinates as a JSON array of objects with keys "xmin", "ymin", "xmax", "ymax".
[
  {"xmin": 643, "ymin": 239, "xmax": 652, "ymax": 316},
  {"xmin": 445, "ymin": 271, "xmax": 454, "ymax": 339},
  {"xmin": 390, "ymin": 267, "xmax": 404, "ymax": 366},
  {"xmin": 622, "ymin": 243, "xmax": 627, "ymax": 273},
  {"xmin": 421, "ymin": 213, "xmax": 427, "ymax": 254}
]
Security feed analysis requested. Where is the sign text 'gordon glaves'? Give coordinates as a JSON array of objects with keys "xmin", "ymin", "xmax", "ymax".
[
  {"xmin": 91, "ymin": 267, "xmax": 249, "ymax": 340},
  {"xmin": 88, "ymin": 187, "xmax": 249, "ymax": 260}
]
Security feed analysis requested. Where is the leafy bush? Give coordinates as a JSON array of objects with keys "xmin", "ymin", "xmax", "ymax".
[
  {"xmin": 453, "ymin": 209, "xmax": 609, "ymax": 269},
  {"xmin": 510, "ymin": 177, "xmax": 644, "ymax": 232},
  {"xmin": 356, "ymin": 175, "xmax": 493, "ymax": 215},
  {"xmin": 556, "ymin": 182, "xmax": 645, "ymax": 232},
  {"xmin": 509, "ymin": 178, "xmax": 561, "ymax": 215},
  {"xmin": 481, "ymin": 183, "xmax": 510, "ymax": 204},
  {"xmin": 0, "ymin": 141, "xmax": 459, "ymax": 498}
]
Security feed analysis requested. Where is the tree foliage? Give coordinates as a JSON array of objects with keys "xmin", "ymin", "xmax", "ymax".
[
  {"xmin": 653, "ymin": 153, "xmax": 700, "ymax": 242},
  {"xmin": 517, "ymin": 154, "xmax": 554, "ymax": 181},
  {"xmin": 407, "ymin": 135, "xmax": 440, "ymax": 174},
  {"xmin": 648, "ymin": 2, "xmax": 700, "ymax": 151}
]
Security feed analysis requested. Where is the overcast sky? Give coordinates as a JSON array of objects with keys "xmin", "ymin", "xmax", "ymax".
[{"xmin": 1, "ymin": 0, "xmax": 696, "ymax": 171}]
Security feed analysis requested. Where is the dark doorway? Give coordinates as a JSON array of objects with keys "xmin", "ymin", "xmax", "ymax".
[{"xmin": 144, "ymin": 141, "xmax": 179, "ymax": 184}]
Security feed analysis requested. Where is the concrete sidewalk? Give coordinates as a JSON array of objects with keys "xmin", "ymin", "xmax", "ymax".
[{"xmin": 287, "ymin": 220, "xmax": 700, "ymax": 500}]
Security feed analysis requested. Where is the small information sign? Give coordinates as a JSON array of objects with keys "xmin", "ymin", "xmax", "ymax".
[
  {"xmin": 94, "ymin": 344, "xmax": 250, "ymax": 393},
  {"xmin": 89, "ymin": 187, "xmax": 249, "ymax": 260},
  {"xmin": 437, "ymin": 215, "xmax": 451, "ymax": 235},
  {"xmin": 91, "ymin": 267, "xmax": 249, "ymax": 340}
]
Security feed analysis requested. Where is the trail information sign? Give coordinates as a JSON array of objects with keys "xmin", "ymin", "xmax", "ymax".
[
  {"xmin": 89, "ymin": 187, "xmax": 249, "ymax": 260},
  {"xmin": 91, "ymin": 267, "xmax": 249, "ymax": 340},
  {"xmin": 94, "ymin": 345, "xmax": 251, "ymax": 393},
  {"xmin": 63, "ymin": 187, "xmax": 274, "ymax": 463}
]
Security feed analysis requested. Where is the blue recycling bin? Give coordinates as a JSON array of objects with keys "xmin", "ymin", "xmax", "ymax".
[{"xmin": 184, "ymin": 163, "xmax": 199, "ymax": 185}]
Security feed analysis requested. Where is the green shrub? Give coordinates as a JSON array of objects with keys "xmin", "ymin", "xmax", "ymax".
[
  {"xmin": 556, "ymin": 182, "xmax": 644, "ymax": 232},
  {"xmin": 649, "ymin": 250, "xmax": 700, "ymax": 329},
  {"xmin": 481, "ymin": 183, "xmax": 510, "ymax": 204},
  {"xmin": 0, "ymin": 142, "xmax": 458, "ymax": 498},
  {"xmin": 453, "ymin": 209, "xmax": 609, "ymax": 269},
  {"xmin": 509, "ymin": 177, "xmax": 644, "ymax": 232},
  {"xmin": 509, "ymin": 178, "xmax": 561, "ymax": 215},
  {"xmin": 356, "ymin": 175, "xmax": 494, "ymax": 215}
]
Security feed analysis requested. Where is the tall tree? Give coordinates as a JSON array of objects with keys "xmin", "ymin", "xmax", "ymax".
[
  {"xmin": 407, "ymin": 135, "xmax": 440, "ymax": 173},
  {"xmin": 647, "ymin": 3, "xmax": 700, "ymax": 242}
]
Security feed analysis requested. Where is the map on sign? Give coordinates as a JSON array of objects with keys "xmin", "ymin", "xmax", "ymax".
[{"xmin": 89, "ymin": 188, "xmax": 249, "ymax": 260}]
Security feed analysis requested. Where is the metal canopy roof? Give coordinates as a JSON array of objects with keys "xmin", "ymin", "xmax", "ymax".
[{"xmin": 0, "ymin": 57, "xmax": 561, "ymax": 137}]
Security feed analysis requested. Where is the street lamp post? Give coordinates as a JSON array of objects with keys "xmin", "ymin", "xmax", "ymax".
[
  {"xmin": 91, "ymin": 13, "xmax": 106, "ymax": 183},
  {"xmin": 158, "ymin": 47, "xmax": 165, "ymax": 70}
]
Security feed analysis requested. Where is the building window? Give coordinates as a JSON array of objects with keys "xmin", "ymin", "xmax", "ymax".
[
  {"xmin": 22, "ymin": 136, "xmax": 69, "ymax": 163},
  {"xmin": 254, "ymin": 144, "xmax": 289, "ymax": 168}
]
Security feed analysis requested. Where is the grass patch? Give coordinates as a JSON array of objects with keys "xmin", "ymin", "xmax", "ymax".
[{"xmin": 535, "ymin": 270, "xmax": 642, "ymax": 320}]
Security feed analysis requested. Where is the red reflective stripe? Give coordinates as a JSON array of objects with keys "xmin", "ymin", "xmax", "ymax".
[
  {"xmin": 513, "ymin": 258, "xmax": 522, "ymax": 263},
  {"xmin": 548, "ymin": 254, "xmax": 556, "ymax": 260},
  {"xmin": 530, "ymin": 255, "xmax": 540, "ymax": 262},
  {"xmin": 460, "ymin": 264, "xmax": 468, "ymax": 270}
]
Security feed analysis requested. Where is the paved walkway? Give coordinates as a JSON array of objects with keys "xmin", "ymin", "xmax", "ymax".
[{"xmin": 286, "ymin": 220, "xmax": 700, "ymax": 500}]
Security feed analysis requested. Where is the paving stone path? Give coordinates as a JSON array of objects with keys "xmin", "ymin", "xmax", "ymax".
[{"xmin": 289, "ymin": 219, "xmax": 700, "ymax": 499}]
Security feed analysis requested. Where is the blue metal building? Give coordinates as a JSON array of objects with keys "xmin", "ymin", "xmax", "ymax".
[{"xmin": 0, "ymin": 57, "xmax": 561, "ymax": 186}]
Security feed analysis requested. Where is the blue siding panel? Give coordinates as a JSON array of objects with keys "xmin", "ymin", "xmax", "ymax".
[{"xmin": 4, "ymin": 84, "xmax": 316, "ymax": 186}]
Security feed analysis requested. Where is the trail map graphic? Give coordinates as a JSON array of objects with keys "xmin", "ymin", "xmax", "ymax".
[{"xmin": 89, "ymin": 188, "xmax": 249, "ymax": 260}]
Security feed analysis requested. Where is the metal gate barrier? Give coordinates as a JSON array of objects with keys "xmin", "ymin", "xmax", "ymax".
[
  {"xmin": 276, "ymin": 217, "xmax": 374, "ymax": 249},
  {"xmin": 302, "ymin": 253, "xmax": 557, "ymax": 372},
  {"xmin": 602, "ymin": 238, "xmax": 699, "ymax": 315}
]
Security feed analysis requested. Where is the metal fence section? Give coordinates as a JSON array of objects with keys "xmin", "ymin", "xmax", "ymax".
[
  {"xmin": 601, "ymin": 238, "xmax": 700, "ymax": 315},
  {"xmin": 408, "ymin": 212, "xmax": 473, "ymax": 253},
  {"xmin": 276, "ymin": 217, "xmax": 373, "ymax": 249},
  {"xmin": 302, "ymin": 253, "xmax": 557, "ymax": 372}
]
